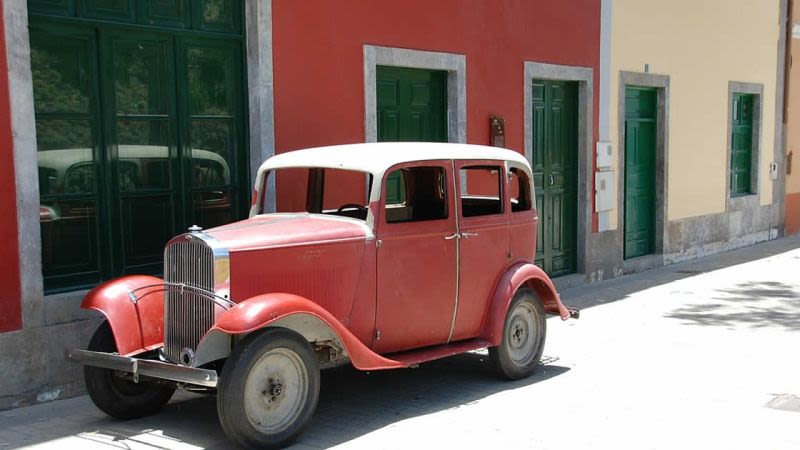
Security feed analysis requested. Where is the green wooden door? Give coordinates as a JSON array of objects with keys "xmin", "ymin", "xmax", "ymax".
[
  {"xmin": 531, "ymin": 80, "xmax": 578, "ymax": 277},
  {"xmin": 624, "ymin": 87, "xmax": 657, "ymax": 259},
  {"xmin": 29, "ymin": 1, "xmax": 246, "ymax": 291},
  {"xmin": 730, "ymin": 93, "xmax": 754, "ymax": 196},
  {"xmin": 376, "ymin": 66, "xmax": 447, "ymax": 143}
]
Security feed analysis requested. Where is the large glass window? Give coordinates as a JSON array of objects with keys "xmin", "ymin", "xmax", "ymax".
[{"xmin": 29, "ymin": 1, "xmax": 246, "ymax": 292}]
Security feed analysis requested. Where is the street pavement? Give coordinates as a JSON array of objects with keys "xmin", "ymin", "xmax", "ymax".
[{"xmin": 1, "ymin": 236, "xmax": 799, "ymax": 449}]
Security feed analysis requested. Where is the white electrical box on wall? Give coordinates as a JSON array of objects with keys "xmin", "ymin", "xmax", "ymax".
[
  {"xmin": 596, "ymin": 141, "xmax": 613, "ymax": 169},
  {"xmin": 595, "ymin": 170, "xmax": 615, "ymax": 212}
]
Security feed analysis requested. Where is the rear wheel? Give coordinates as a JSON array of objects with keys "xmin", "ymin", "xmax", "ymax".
[
  {"xmin": 84, "ymin": 321, "xmax": 175, "ymax": 419},
  {"xmin": 217, "ymin": 328, "xmax": 320, "ymax": 449},
  {"xmin": 489, "ymin": 288, "xmax": 547, "ymax": 380}
]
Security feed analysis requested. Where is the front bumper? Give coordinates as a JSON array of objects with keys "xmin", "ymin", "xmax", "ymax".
[{"xmin": 67, "ymin": 349, "xmax": 218, "ymax": 388}]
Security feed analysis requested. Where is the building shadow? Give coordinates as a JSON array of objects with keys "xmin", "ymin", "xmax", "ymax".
[
  {"xmin": 4, "ymin": 353, "xmax": 568, "ymax": 449},
  {"xmin": 664, "ymin": 281, "xmax": 800, "ymax": 331},
  {"xmin": 560, "ymin": 237, "xmax": 800, "ymax": 313}
]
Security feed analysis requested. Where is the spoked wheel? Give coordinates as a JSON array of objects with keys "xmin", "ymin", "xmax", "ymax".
[
  {"xmin": 84, "ymin": 321, "xmax": 175, "ymax": 419},
  {"xmin": 489, "ymin": 288, "xmax": 547, "ymax": 380},
  {"xmin": 217, "ymin": 328, "xmax": 320, "ymax": 449}
]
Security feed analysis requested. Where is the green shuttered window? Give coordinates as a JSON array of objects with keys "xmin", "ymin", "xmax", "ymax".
[{"xmin": 730, "ymin": 93, "xmax": 755, "ymax": 196}]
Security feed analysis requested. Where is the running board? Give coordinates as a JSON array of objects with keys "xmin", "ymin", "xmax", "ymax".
[{"xmin": 384, "ymin": 339, "xmax": 493, "ymax": 368}]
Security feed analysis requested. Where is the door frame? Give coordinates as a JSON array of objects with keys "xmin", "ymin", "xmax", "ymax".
[
  {"xmin": 618, "ymin": 71, "xmax": 670, "ymax": 270},
  {"xmin": 524, "ymin": 61, "xmax": 593, "ymax": 276},
  {"xmin": 363, "ymin": 45, "xmax": 466, "ymax": 144}
]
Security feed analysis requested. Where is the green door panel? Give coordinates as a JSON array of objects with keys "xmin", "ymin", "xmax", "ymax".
[
  {"xmin": 27, "ymin": 0, "xmax": 240, "ymax": 34},
  {"xmin": 141, "ymin": 0, "xmax": 190, "ymax": 28},
  {"xmin": 532, "ymin": 80, "xmax": 578, "ymax": 277},
  {"xmin": 31, "ymin": 24, "xmax": 107, "ymax": 290},
  {"xmin": 191, "ymin": 0, "xmax": 242, "ymax": 33},
  {"xmin": 730, "ymin": 93, "xmax": 754, "ymax": 196},
  {"xmin": 376, "ymin": 66, "xmax": 447, "ymax": 143},
  {"xmin": 79, "ymin": 0, "xmax": 137, "ymax": 23},
  {"xmin": 103, "ymin": 32, "xmax": 181, "ymax": 275},
  {"xmin": 624, "ymin": 87, "xmax": 657, "ymax": 259},
  {"xmin": 29, "ymin": 0, "xmax": 75, "ymax": 16},
  {"xmin": 180, "ymin": 38, "xmax": 244, "ymax": 228},
  {"xmin": 29, "ymin": 9, "xmax": 247, "ymax": 292}
]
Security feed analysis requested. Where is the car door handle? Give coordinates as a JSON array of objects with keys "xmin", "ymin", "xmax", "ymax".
[
  {"xmin": 444, "ymin": 232, "xmax": 460, "ymax": 240},
  {"xmin": 462, "ymin": 232, "xmax": 479, "ymax": 239}
]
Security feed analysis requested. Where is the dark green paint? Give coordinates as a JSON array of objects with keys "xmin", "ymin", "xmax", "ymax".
[
  {"xmin": 730, "ymin": 93, "xmax": 754, "ymax": 196},
  {"xmin": 28, "ymin": 0, "xmax": 241, "ymax": 34},
  {"xmin": 624, "ymin": 86, "xmax": 657, "ymax": 259},
  {"xmin": 29, "ymin": 1, "xmax": 246, "ymax": 292},
  {"xmin": 377, "ymin": 66, "xmax": 447, "ymax": 204},
  {"xmin": 532, "ymin": 80, "xmax": 578, "ymax": 277},
  {"xmin": 376, "ymin": 66, "xmax": 447, "ymax": 143}
]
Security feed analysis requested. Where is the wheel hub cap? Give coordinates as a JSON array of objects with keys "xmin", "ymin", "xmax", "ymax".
[{"xmin": 244, "ymin": 348, "xmax": 309, "ymax": 433}]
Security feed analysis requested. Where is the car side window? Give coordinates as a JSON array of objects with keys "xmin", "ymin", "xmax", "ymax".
[
  {"xmin": 509, "ymin": 167, "xmax": 532, "ymax": 212},
  {"xmin": 459, "ymin": 165, "xmax": 503, "ymax": 217},
  {"xmin": 385, "ymin": 166, "xmax": 448, "ymax": 223}
]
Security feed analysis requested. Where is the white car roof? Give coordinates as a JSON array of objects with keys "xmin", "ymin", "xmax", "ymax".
[{"xmin": 257, "ymin": 142, "xmax": 531, "ymax": 174}]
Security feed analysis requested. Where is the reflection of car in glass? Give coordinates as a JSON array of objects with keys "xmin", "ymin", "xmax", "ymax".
[
  {"xmin": 67, "ymin": 142, "xmax": 579, "ymax": 449},
  {"xmin": 37, "ymin": 145, "xmax": 231, "ymax": 221}
]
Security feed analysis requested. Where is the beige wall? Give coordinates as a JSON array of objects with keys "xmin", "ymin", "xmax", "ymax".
[
  {"xmin": 787, "ymin": 5, "xmax": 800, "ymax": 195},
  {"xmin": 608, "ymin": 0, "xmax": 782, "ymax": 228}
]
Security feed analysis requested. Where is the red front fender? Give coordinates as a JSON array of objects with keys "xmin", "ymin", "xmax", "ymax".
[
  {"xmin": 480, "ymin": 263, "xmax": 573, "ymax": 346},
  {"xmin": 212, "ymin": 293, "xmax": 404, "ymax": 371},
  {"xmin": 81, "ymin": 275, "xmax": 165, "ymax": 356}
]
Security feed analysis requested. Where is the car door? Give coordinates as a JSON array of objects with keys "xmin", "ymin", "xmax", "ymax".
[
  {"xmin": 373, "ymin": 160, "xmax": 458, "ymax": 353},
  {"xmin": 450, "ymin": 160, "xmax": 511, "ymax": 342}
]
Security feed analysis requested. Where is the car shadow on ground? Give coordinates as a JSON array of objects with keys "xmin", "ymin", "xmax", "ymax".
[
  {"xmin": 11, "ymin": 354, "xmax": 567, "ymax": 449},
  {"xmin": 664, "ymin": 280, "xmax": 800, "ymax": 331}
]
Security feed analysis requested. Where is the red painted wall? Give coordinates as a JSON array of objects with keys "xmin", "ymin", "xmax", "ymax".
[
  {"xmin": 0, "ymin": 10, "xmax": 23, "ymax": 333},
  {"xmin": 787, "ymin": 192, "xmax": 800, "ymax": 235},
  {"xmin": 271, "ymin": 0, "xmax": 601, "ymax": 228}
]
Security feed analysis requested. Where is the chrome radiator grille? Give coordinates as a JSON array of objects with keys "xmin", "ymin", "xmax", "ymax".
[{"xmin": 164, "ymin": 239, "xmax": 215, "ymax": 364}]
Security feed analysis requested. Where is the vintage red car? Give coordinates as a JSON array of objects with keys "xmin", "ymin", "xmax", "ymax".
[{"xmin": 68, "ymin": 142, "xmax": 578, "ymax": 449}]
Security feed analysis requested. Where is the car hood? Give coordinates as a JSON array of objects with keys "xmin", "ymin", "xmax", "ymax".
[{"xmin": 203, "ymin": 213, "xmax": 370, "ymax": 252}]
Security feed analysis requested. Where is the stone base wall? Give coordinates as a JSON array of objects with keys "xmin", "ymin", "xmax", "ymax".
[{"xmin": 0, "ymin": 290, "xmax": 100, "ymax": 410}]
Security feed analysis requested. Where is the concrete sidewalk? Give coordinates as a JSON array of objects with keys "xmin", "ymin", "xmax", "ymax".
[{"xmin": 1, "ymin": 236, "xmax": 799, "ymax": 449}]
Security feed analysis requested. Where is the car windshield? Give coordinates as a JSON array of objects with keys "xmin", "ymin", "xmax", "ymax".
[{"xmin": 259, "ymin": 167, "xmax": 373, "ymax": 221}]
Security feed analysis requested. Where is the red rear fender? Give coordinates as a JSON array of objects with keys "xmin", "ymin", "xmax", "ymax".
[
  {"xmin": 81, "ymin": 275, "xmax": 165, "ymax": 356},
  {"xmin": 480, "ymin": 263, "xmax": 572, "ymax": 346},
  {"xmin": 211, "ymin": 293, "xmax": 403, "ymax": 371}
]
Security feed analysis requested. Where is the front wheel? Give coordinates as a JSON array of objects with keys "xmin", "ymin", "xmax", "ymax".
[
  {"xmin": 217, "ymin": 328, "xmax": 320, "ymax": 449},
  {"xmin": 84, "ymin": 321, "xmax": 175, "ymax": 419},
  {"xmin": 489, "ymin": 288, "xmax": 547, "ymax": 380}
]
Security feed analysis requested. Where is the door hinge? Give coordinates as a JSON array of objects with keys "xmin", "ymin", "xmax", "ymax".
[
  {"xmin": 376, "ymin": 239, "xmax": 383, "ymax": 248},
  {"xmin": 375, "ymin": 329, "xmax": 381, "ymax": 341}
]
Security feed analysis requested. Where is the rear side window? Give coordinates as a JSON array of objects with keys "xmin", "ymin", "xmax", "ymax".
[
  {"xmin": 460, "ymin": 165, "xmax": 503, "ymax": 217},
  {"xmin": 510, "ymin": 167, "xmax": 532, "ymax": 212},
  {"xmin": 385, "ymin": 166, "xmax": 448, "ymax": 223}
]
